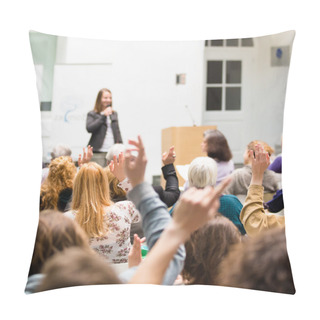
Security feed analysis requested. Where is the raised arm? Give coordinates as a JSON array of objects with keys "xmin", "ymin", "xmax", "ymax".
[
  {"xmin": 159, "ymin": 146, "xmax": 180, "ymax": 207},
  {"xmin": 240, "ymin": 144, "xmax": 285, "ymax": 237},
  {"xmin": 78, "ymin": 145, "xmax": 93, "ymax": 168},
  {"xmin": 129, "ymin": 177, "xmax": 231, "ymax": 285},
  {"xmin": 123, "ymin": 136, "xmax": 231, "ymax": 284}
]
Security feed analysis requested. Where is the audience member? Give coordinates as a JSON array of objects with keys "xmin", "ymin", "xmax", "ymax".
[
  {"xmin": 64, "ymin": 162, "xmax": 140, "ymax": 264},
  {"xmin": 36, "ymin": 247, "xmax": 121, "ymax": 292},
  {"xmin": 32, "ymin": 135, "xmax": 231, "ymax": 291},
  {"xmin": 182, "ymin": 215, "xmax": 242, "ymax": 285},
  {"xmin": 25, "ymin": 210, "xmax": 91, "ymax": 294},
  {"xmin": 106, "ymin": 143, "xmax": 126, "ymax": 166},
  {"xmin": 202, "ymin": 129, "xmax": 235, "ymax": 185},
  {"xmin": 111, "ymin": 146, "xmax": 180, "ymax": 207},
  {"xmin": 240, "ymin": 144, "xmax": 285, "ymax": 237},
  {"xmin": 224, "ymin": 140, "xmax": 281, "ymax": 199},
  {"xmin": 41, "ymin": 144, "xmax": 72, "ymax": 184},
  {"xmin": 172, "ymin": 157, "xmax": 246, "ymax": 234},
  {"xmin": 109, "ymin": 147, "xmax": 181, "ymax": 243},
  {"xmin": 40, "ymin": 156, "xmax": 77, "ymax": 212},
  {"xmin": 122, "ymin": 135, "xmax": 232, "ymax": 284},
  {"xmin": 217, "ymin": 227, "xmax": 295, "ymax": 294}
]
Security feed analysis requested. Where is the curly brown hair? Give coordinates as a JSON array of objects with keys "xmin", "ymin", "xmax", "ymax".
[
  {"xmin": 182, "ymin": 215, "xmax": 242, "ymax": 285},
  {"xmin": 217, "ymin": 227, "xmax": 295, "ymax": 294},
  {"xmin": 40, "ymin": 156, "xmax": 77, "ymax": 211},
  {"xmin": 28, "ymin": 210, "xmax": 90, "ymax": 277}
]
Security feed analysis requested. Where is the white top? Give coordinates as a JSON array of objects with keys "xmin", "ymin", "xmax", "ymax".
[
  {"xmin": 98, "ymin": 115, "xmax": 114, "ymax": 152},
  {"xmin": 64, "ymin": 200, "xmax": 140, "ymax": 264}
]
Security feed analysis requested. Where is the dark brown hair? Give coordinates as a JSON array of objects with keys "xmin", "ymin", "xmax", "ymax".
[
  {"xmin": 182, "ymin": 215, "xmax": 242, "ymax": 285},
  {"xmin": 217, "ymin": 227, "xmax": 295, "ymax": 294},
  {"xmin": 28, "ymin": 210, "xmax": 90, "ymax": 276},
  {"xmin": 37, "ymin": 247, "xmax": 121, "ymax": 292},
  {"xmin": 204, "ymin": 130, "xmax": 233, "ymax": 162}
]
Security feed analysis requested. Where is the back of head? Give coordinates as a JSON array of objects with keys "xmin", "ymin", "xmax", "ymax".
[
  {"xmin": 204, "ymin": 129, "xmax": 232, "ymax": 162},
  {"xmin": 51, "ymin": 144, "xmax": 72, "ymax": 160},
  {"xmin": 247, "ymin": 140, "xmax": 274, "ymax": 156},
  {"xmin": 37, "ymin": 247, "xmax": 121, "ymax": 292},
  {"xmin": 182, "ymin": 215, "xmax": 242, "ymax": 285},
  {"xmin": 72, "ymin": 162, "xmax": 112, "ymax": 237},
  {"xmin": 40, "ymin": 156, "xmax": 77, "ymax": 210},
  {"xmin": 46, "ymin": 156, "xmax": 77, "ymax": 187},
  {"xmin": 29, "ymin": 210, "xmax": 89, "ymax": 276},
  {"xmin": 106, "ymin": 143, "xmax": 126, "ymax": 165},
  {"xmin": 188, "ymin": 157, "xmax": 218, "ymax": 188},
  {"xmin": 218, "ymin": 227, "xmax": 295, "ymax": 294}
]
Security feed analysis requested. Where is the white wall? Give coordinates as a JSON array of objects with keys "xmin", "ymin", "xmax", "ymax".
[
  {"xmin": 244, "ymin": 31, "xmax": 295, "ymax": 151},
  {"xmin": 44, "ymin": 37, "xmax": 204, "ymax": 182},
  {"xmin": 41, "ymin": 31, "xmax": 294, "ymax": 182}
]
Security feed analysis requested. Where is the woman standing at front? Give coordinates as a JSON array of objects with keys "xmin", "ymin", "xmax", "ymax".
[{"xmin": 86, "ymin": 88, "xmax": 123, "ymax": 167}]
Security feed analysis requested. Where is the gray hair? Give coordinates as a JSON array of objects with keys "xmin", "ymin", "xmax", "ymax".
[
  {"xmin": 188, "ymin": 157, "xmax": 218, "ymax": 188},
  {"xmin": 106, "ymin": 143, "xmax": 126, "ymax": 164},
  {"xmin": 51, "ymin": 144, "xmax": 72, "ymax": 160}
]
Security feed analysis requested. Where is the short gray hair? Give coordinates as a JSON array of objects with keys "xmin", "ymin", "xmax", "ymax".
[
  {"xmin": 188, "ymin": 157, "xmax": 218, "ymax": 188},
  {"xmin": 51, "ymin": 144, "xmax": 72, "ymax": 160},
  {"xmin": 106, "ymin": 143, "xmax": 126, "ymax": 164}
]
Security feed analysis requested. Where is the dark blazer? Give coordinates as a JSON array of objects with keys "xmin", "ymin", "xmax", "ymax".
[{"xmin": 86, "ymin": 110, "xmax": 123, "ymax": 151}]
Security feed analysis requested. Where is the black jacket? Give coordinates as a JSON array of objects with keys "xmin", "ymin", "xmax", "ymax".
[{"xmin": 86, "ymin": 110, "xmax": 123, "ymax": 151}]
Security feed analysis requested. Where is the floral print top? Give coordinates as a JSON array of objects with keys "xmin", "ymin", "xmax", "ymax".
[{"xmin": 64, "ymin": 201, "xmax": 140, "ymax": 264}]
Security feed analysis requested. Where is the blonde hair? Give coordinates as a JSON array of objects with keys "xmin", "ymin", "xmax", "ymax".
[
  {"xmin": 104, "ymin": 167, "xmax": 127, "ymax": 200},
  {"xmin": 72, "ymin": 162, "xmax": 112, "ymax": 237},
  {"xmin": 247, "ymin": 140, "xmax": 274, "ymax": 156},
  {"xmin": 40, "ymin": 156, "xmax": 77, "ymax": 211},
  {"xmin": 188, "ymin": 157, "xmax": 218, "ymax": 188}
]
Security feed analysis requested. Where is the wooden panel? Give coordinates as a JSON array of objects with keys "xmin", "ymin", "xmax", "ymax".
[{"xmin": 161, "ymin": 125, "xmax": 217, "ymax": 187}]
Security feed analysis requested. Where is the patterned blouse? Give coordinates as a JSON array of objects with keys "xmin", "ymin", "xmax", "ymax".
[{"xmin": 64, "ymin": 201, "xmax": 140, "ymax": 264}]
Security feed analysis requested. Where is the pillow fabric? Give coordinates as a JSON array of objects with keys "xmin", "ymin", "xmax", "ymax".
[{"xmin": 27, "ymin": 30, "xmax": 295, "ymax": 294}]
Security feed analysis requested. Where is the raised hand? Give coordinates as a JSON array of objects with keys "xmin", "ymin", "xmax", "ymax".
[
  {"xmin": 250, "ymin": 144, "xmax": 270, "ymax": 185},
  {"xmin": 109, "ymin": 152, "xmax": 126, "ymax": 182},
  {"xmin": 128, "ymin": 234, "xmax": 146, "ymax": 268},
  {"xmin": 78, "ymin": 145, "xmax": 93, "ymax": 168},
  {"xmin": 162, "ymin": 146, "xmax": 176, "ymax": 165},
  {"xmin": 124, "ymin": 135, "xmax": 147, "ymax": 188}
]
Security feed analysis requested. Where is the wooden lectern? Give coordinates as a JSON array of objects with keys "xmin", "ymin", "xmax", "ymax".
[{"xmin": 161, "ymin": 126, "xmax": 217, "ymax": 188}]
